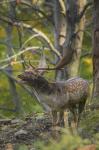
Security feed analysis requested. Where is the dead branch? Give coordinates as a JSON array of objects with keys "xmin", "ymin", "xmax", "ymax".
[
  {"xmin": 77, "ymin": 2, "xmax": 93, "ymax": 22},
  {"xmin": 0, "ymin": 47, "xmax": 40, "ymax": 64},
  {"xmin": 0, "ymin": 15, "xmax": 61, "ymax": 59},
  {"xmin": 31, "ymin": 28, "xmax": 62, "ymax": 59},
  {"xmin": 20, "ymin": 0, "xmax": 54, "ymax": 24},
  {"xmin": 59, "ymin": 0, "xmax": 66, "ymax": 15},
  {"xmin": 37, "ymin": 67, "xmax": 63, "ymax": 70}
]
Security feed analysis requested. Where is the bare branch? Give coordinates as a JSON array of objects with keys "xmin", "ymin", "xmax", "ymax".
[
  {"xmin": 77, "ymin": 2, "xmax": 93, "ymax": 22},
  {"xmin": 0, "ymin": 47, "xmax": 40, "ymax": 64},
  {"xmin": 37, "ymin": 67, "xmax": 63, "ymax": 71},
  {"xmin": 0, "ymin": 15, "xmax": 61, "ymax": 59},
  {"xmin": 59, "ymin": 0, "xmax": 66, "ymax": 15},
  {"xmin": 19, "ymin": 0, "xmax": 54, "ymax": 24},
  {"xmin": 31, "ymin": 28, "xmax": 62, "ymax": 58}
]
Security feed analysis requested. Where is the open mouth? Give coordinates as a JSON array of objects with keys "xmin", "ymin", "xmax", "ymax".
[
  {"xmin": 18, "ymin": 74, "xmax": 27, "ymax": 83},
  {"xmin": 18, "ymin": 74, "xmax": 24, "ymax": 79}
]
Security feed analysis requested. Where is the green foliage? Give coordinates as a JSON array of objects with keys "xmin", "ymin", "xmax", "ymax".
[
  {"xmin": 17, "ymin": 86, "xmax": 43, "ymax": 114},
  {"xmin": 94, "ymin": 133, "xmax": 99, "ymax": 149},
  {"xmin": 16, "ymin": 144, "xmax": 28, "ymax": 150},
  {"xmin": 43, "ymin": 135, "xmax": 85, "ymax": 150},
  {"xmin": 79, "ymin": 26, "xmax": 92, "ymax": 80},
  {"xmin": 80, "ymin": 57, "xmax": 92, "ymax": 80},
  {"xmin": 81, "ymin": 110, "xmax": 99, "ymax": 135},
  {"xmin": 34, "ymin": 131, "xmax": 96, "ymax": 150},
  {"xmin": 0, "ymin": 71, "xmax": 43, "ymax": 118}
]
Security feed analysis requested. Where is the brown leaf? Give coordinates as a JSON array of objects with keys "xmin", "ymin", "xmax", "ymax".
[
  {"xmin": 5, "ymin": 143, "xmax": 13, "ymax": 150},
  {"xmin": 77, "ymin": 144, "xmax": 96, "ymax": 150}
]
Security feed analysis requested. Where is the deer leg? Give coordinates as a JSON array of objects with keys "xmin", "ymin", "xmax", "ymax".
[
  {"xmin": 73, "ymin": 109, "xmax": 78, "ymax": 128},
  {"xmin": 68, "ymin": 111, "xmax": 72, "ymax": 127},
  {"xmin": 64, "ymin": 111, "xmax": 69, "ymax": 127},
  {"xmin": 69, "ymin": 106, "xmax": 78, "ymax": 128},
  {"xmin": 52, "ymin": 110, "xmax": 57, "ymax": 126},
  {"xmin": 78, "ymin": 99, "xmax": 86, "ymax": 126},
  {"xmin": 58, "ymin": 110, "xmax": 64, "ymax": 127}
]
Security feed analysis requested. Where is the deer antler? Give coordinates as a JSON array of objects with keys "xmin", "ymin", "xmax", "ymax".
[
  {"xmin": 23, "ymin": 52, "xmax": 63, "ymax": 77},
  {"xmin": 29, "ymin": 60, "xmax": 36, "ymax": 70},
  {"xmin": 37, "ymin": 52, "xmax": 47, "ymax": 75}
]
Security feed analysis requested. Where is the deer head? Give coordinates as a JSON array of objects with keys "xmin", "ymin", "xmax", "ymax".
[
  {"xmin": 18, "ymin": 64, "xmax": 41, "ymax": 83},
  {"xmin": 18, "ymin": 51, "xmax": 48, "ymax": 83},
  {"xmin": 18, "ymin": 63, "xmax": 53, "ymax": 95}
]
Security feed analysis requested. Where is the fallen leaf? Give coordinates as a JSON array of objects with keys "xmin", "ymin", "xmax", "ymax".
[
  {"xmin": 5, "ymin": 143, "xmax": 13, "ymax": 150},
  {"xmin": 77, "ymin": 144, "xmax": 96, "ymax": 150}
]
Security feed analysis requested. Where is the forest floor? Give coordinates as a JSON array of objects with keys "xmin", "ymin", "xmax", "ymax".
[
  {"xmin": 0, "ymin": 113, "xmax": 60, "ymax": 150},
  {"xmin": 0, "ymin": 110, "xmax": 99, "ymax": 150}
]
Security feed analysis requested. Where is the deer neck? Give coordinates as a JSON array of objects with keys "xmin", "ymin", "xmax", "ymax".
[
  {"xmin": 33, "ymin": 78, "xmax": 67, "ymax": 94},
  {"xmin": 31, "ymin": 76, "xmax": 53, "ymax": 94}
]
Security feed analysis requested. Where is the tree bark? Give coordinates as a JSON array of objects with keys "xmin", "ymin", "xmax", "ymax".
[
  {"xmin": 93, "ymin": 0, "xmax": 99, "ymax": 98},
  {"xmin": 5, "ymin": 1, "xmax": 21, "ymax": 112},
  {"xmin": 56, "ymin": 0, "xmax": 86, "ymax": 77},
  {"xmin": 68, "ymin": 0, "xmax": 86, "ymax": 77},
  {"xmin": 53, "ymin": 0, "xmax": 67, "ymax": 80}
]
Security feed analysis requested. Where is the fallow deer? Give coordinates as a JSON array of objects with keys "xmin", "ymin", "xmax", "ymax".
[{"xmin": 18, "ymin": 66, "xmax": 89, "ymax": 127}]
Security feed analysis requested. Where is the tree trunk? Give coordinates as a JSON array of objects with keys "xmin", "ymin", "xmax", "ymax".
[
  {"xmin": 5, "ymin": 1, "xmax": 21, "ymax": 112},
  {"xmin": 53, "ymin": 0, "xmax": 67, "ymax": 80},
  {"xmin": 68, "ymin": 0, "xmax": 86, "ymax": 77},
  {"xmin": 93, "ymin": 0, "xmax": 99, "ymax": 98},
  {"xmin": 56, "ymin": 0, "xmax": 86, "ymax": 77}
]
